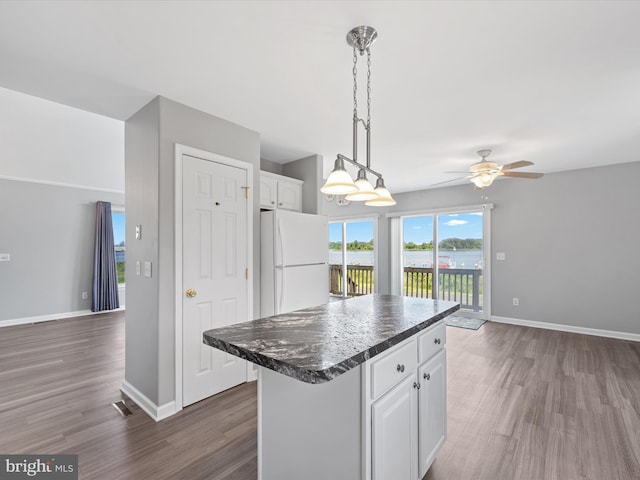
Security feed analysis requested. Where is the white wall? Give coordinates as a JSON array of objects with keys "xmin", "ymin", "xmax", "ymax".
[
  {"xmin": 0, "ymin": 86, "xmax": 123, "ymax": 191},
  {"xmin": 0, "ymin": 87, "xmax": 124, "ymax": 323}
]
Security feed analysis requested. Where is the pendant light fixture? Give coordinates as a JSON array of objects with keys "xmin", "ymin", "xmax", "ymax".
[{"xmin": 320, "ymin": 26, "xmax": 396, "ymax": 206}]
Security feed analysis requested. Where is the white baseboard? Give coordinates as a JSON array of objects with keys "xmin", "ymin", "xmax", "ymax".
[
  {"xmin": 491, "ymin": 315, "xmax": 640, "ymax": 342},
  {"xmin": 121, "ymin": 380, "xmax": 177, "ymax": 422},
  {"xmin": 0, "ymin": 306, "xmax": 126, "ymax": 328}
]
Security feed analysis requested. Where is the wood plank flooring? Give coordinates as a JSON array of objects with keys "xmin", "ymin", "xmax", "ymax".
[
  {"xmin": 1, "ymin": 311, "xmax": 639, "ymax": 479},
  {"xmin": 0, "ymin": 312, "xmax": 256, "ymax": 480},
  {"xmin": 426, "ymin": 321, "xmax": 640, "ymax": 480}
]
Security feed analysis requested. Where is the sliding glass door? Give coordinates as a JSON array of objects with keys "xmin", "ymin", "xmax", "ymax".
[
  {"xmin": 400, "ymin": 209, "xmax": 487, "ymax": 315},
  {"xmin": 329, "ymin": 219, "xmax": 376, "ymax": 298}
]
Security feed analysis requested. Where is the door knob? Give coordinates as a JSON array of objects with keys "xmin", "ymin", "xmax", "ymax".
[{"xmin": 185, "ymin": 288, "xmax": 197, "ymax": 298}]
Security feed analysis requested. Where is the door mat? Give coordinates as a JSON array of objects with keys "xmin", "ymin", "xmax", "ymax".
[{"xmin": 446, "ymin": 315, "xmax": 487, "ymax": 330}]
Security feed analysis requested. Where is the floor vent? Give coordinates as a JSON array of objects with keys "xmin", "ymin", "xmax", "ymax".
[{"xmin": 113, "ymin": 400, "xmax": 133, "ymax": 417}]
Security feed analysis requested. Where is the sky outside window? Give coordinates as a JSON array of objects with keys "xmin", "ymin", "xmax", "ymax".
[{"xmin": 112, "ymin": 212, "xmax": 125, "ymax": 246}]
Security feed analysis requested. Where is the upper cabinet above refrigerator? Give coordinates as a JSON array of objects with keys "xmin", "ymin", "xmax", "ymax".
[{"xmin": 260, "ymin": 171, "xmax": 303, "ymax": 212}]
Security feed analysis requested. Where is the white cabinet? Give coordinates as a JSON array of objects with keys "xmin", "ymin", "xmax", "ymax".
[
  {"xmin": 260, "ymin": 171, "xmax": 303, "ymax": 211},
  {"xmin": 418, "ymin": 349, "xmax": 446, "ymax": 478},
  {"xmin": 372, "ymin": 374, "xmax": 417, "ymax": 480},
  {"xmin": 366, "ymin": 321, "xmax": 447, "ymax": 480},
  {"xmin": 260, "ymin": 175, "xmax": 277, "ymax": 208}
]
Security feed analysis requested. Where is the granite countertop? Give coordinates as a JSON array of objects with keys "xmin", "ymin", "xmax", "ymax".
[{"xmin": 203, "ymin": 294, "xmax": 460, "ymax": 384}]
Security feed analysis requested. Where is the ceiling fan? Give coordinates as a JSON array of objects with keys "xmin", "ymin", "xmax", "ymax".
[{"xmin": 435, "ymin": 149, "xmax": 544, "ymax": 189}]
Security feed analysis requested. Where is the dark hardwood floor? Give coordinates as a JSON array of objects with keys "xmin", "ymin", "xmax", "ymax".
[{"xmin": 1, "ymin": 311, "xmax": 639, "ymax": 479}]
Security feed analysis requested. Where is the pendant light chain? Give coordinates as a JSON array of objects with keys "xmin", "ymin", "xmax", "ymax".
[{"xmin": 320, "ymin": 26, "xmax": 396, "ymax": 206}]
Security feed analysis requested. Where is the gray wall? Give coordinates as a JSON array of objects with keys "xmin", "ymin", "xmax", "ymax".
[
  {"xmin": 124, "ymin": 98, "xmax": 160, "ymax": 402},
  {"xmin": 282, "ymin": 154, "xmax": 323, "ymax": 215},
  {"xmin": 260, "ymin": 158, "xmax": 283, "ymax": 175},
  {"xmin": 323, "ymin": 161, "xmax": 640, "ymax": 335},
  {"xmin": 0, "ymin": 179, "xmax": 123, "ymax": 321},
  {"xmin": 125, "ymin": 96, "xmax": 260, "ymax": 407}
]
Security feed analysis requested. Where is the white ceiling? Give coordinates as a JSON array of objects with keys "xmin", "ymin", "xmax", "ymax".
[{"xmin": 1, "ymin": 1, "xmax": 639, "ymax": 193}]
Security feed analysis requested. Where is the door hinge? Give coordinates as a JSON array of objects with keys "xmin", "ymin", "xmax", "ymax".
[
  {"xmin": 241, "ymin": 186, "xmax": 250, "ymax": 199},
  {"xmin": 245, "ymin": 268, "xmax": 249, "ymax": 280}
]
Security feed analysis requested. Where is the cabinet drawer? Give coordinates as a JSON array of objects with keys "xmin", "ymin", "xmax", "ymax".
[
  {"xmin": 418, "ymin": 321, "xmax": 446, "ymax": 363},
  {"xmin": 371, "ymin": 339, "xmax": 417, "ymax": 400}
]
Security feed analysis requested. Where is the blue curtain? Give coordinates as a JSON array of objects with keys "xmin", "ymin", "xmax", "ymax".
[{"xmin": 92, "ymin": 201, "xmax": 120, "ymax": 312}]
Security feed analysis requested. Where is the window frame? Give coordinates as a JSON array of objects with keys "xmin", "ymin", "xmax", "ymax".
[
  {"xmin": 388, "ymin": 204, "xmax": 492, "ymax": 319},
  {"xmin": 111, "ymin": 205, "xmax": 126, "ymax": 287},
  {"xmin": 328, "ymin": 215, "xmax": 379, "ymax": 298}
]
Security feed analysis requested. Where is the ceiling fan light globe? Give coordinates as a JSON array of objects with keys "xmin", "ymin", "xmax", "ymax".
[{"xmin": 470, "ymin": 172, "xmax": 497, "ymax": 189}]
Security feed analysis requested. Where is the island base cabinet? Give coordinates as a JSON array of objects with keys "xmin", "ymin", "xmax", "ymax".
[
  {"xmin": 418, "ymin": 349, "xmax": 447, "ymax": 478},
  {"xmin": 258, "ymin": 366, "xmax": 362, "ymax": 480},
  {"xmin": 365, "ymin": 321, "xmax": 447, "ymax": 480},
  {"xmin": 371, "ymin": 374, "xmax": 418, "ymax": 480},
  {"xmin": 255, "ymin": 319, "xmax": 448, "ymax": 480}
]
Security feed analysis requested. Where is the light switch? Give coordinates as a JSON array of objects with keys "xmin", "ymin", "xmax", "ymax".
[
  {"xmin": 136, "ymin": 261, "xmax": 141, "ymax": 276},
  {"xmin": 496, "ymin": 252, "xmax": 506, "ymax": 261},
  {"xmin": 144, "ymin": 261, "xmax": 152, "ymax": 278},
  {"xmin": 136, "ymin": 225, "xmax": 142, "ymax": 240},
  {"xmin": 0, "ymin": 253, "xmax": 10, "ymax": 262}
]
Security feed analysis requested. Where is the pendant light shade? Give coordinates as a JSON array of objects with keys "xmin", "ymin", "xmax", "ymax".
[
  {"xmin": 345, "ymin": 168, "xmax": 378, "ymax": 201},
  {"xmin": 321, "ymin": 157, "xmax": 358, "ymax": 195},
  {"xmin": 365, "ymin": 177, "xmax": 396, "ymax": 206}
]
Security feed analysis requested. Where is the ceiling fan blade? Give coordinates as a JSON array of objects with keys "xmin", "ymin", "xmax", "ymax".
[
  {"xmin": 431, "ymin": 176, "xmax": 469, "ymax": 186},
  {"xmin": 500, "ymin": 171, "xmax": 544, "ymax": 179},
  {"xmin": 500, "ymin": 160, "xmax": 534, "ymax": 171}
]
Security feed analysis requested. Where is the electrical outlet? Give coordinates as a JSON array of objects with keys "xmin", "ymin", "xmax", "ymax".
[
  {"xmin": 0, "ymin": 253, "xmax": 10, "ymax": 262},
  {"xmin": 82, "ymin": 291, "xmax": 88, "ymax": 299},
  {"xmin": 513, "ymin": 297, "xmax": 519, "ymax": 306},
  {"xmin": 496, "ymin": 252, "xmax": 506, "ymax": 261}
]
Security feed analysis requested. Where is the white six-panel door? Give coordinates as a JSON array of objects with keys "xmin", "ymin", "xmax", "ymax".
[{"xmin": 182, "ymin": 154, "xmax": 248, "ymax": 406}]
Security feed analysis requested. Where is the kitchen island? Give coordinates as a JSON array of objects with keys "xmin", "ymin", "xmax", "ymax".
[{"xmin": 203, "ymin": 294, "xmax": 459, "ymax": 480}]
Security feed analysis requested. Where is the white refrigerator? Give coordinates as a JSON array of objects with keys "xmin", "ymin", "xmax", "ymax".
[{"xmin": 260, "ymin": 210, "xmax": 329, "ymax": 317}]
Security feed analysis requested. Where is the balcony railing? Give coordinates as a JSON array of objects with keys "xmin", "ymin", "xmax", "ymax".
[
  {"xmin": 329, "ymin": 264, "xmax": 483, "ymax": 312},
  {"xmin": 329, "ymin": 264, "xmax": 374, "ymax": 297}
]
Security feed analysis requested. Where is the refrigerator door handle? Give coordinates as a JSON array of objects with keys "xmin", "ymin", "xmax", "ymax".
[
  {"xmin": 278, "ymin": 270, "xmax": 284, "ymax": 314},
  {"xmin": 277, "ymin": 220, "xmax": 284, "ymax": 268}
]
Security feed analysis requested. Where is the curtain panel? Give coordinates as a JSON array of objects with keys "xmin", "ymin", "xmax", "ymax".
[{"xmin": 92, "ymin": 201, "xmax": 120, "ymax": 312}]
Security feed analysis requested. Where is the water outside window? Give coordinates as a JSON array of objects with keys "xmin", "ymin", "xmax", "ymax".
[{"xmin": 402, "ymin": 216, "xmax": 434, "ymax": 297}]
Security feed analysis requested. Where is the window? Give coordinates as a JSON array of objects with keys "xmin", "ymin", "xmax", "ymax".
[
  {"xmin": 111, "ymin": 209, "xmax": 125, "ymax": 285},
  {"xmin": 329, "ymin": 219, "xmax": 376, "ymax": 298},
  {"xmin": 395, "ymin": 206, "xmax": 490, "ymax": 317}
]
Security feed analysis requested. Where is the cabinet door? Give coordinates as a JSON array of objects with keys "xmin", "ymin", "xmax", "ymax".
[
  {"xmin": 418, "ymin": 348, "xmax": 446, "ymax": 478},
  {"xmin": 372, "ymin": 374, "xmax": 417, "ymax": 480},
  {"xmin": 277, "ymin": 180, "xmax": 301, "ymax": 211},
  {"xmin": 260, "ymin": 175, "xmax": 277, "ymax": 209}
]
